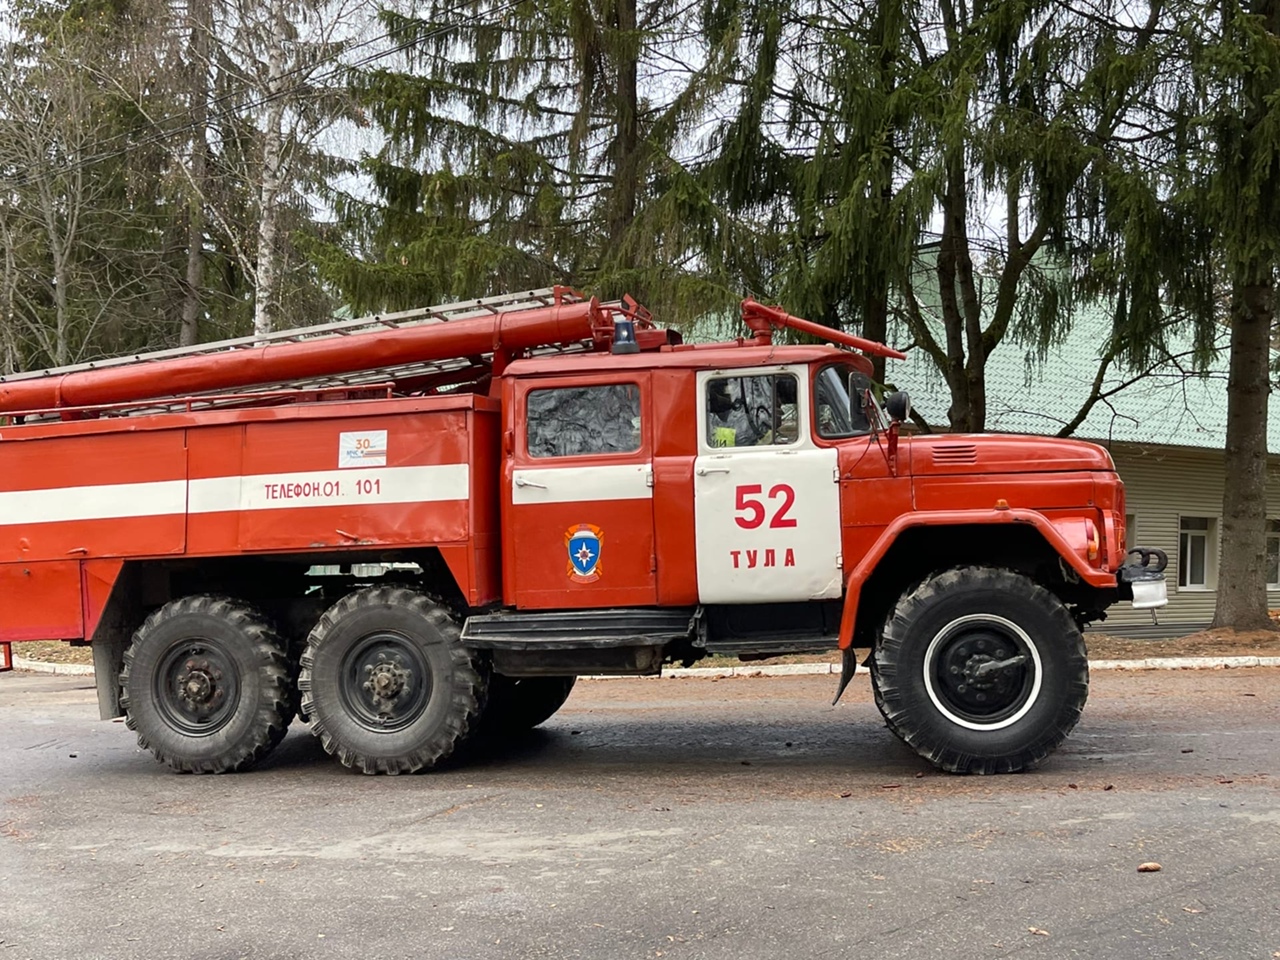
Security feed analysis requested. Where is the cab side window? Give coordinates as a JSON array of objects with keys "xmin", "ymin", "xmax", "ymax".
[
  {"xmin": 705, "ymin": 373, "xmax": 799, "ymax": 448},
  {"xmin": 814, "ymin": 364, "xmax": 871, "ymax": 438},
  {"xmin": 527, "ymin": 383, "xmax": 642, "ymax": 458}
]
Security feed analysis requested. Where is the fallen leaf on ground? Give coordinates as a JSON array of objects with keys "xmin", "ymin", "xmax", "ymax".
[
  {"xmin": 1138, "ymin": 862, "xmax": 1162, "ymax": 873},
  {"xmin": 1028, "ymin": 927, "xmax": 1050, "ymax": 936}
]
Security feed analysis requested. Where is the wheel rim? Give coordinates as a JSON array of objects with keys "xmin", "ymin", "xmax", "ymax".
[
  {"xmin": 922, "ymin": 614, "xmax": 1042, "ymax": 731},
  {"xmin": 153, "ymin": 638, "xmax": 242, "ymax": 737},
  {"xmin": 337, "ymin": 631, "xmax": 433, "ymax": 733}
]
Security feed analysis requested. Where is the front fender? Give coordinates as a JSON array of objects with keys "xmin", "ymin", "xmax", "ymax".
[{"xmin": 835, "ymin": 508, "xmax": 1115, "ymax": 651}]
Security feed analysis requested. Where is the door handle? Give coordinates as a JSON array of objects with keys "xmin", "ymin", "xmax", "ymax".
[
  {"xmin": 696, "ymin": 467, "xmax": 731, "ymax": 476},
  {"xmin": 514, "ymin": 477, "xmax": 548, "ymax": 489}
]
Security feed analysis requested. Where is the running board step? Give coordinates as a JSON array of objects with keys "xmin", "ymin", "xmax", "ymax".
[
  {"xmin": 461, "ymin": 607, "xmax": 698, "ymax": 650},
  {"xmin": 702, "ymin": 636, "xmax": 838, "ymax": 660}
]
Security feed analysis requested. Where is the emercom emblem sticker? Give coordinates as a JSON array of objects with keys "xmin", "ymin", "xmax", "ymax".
[
  {"xmin": 339, "ymin": 430, "xmax": 388, "ymax": 468},
  {"xmin": 566, "ymin": 523, "xmax": 604, "ymax": 583}
]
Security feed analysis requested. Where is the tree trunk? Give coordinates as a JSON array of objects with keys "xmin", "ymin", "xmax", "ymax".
[
  {"xmin": 1212, "ymin": 275, "xmax": 1276, "ymax": 630},
  {"xmin": 863, "ymin": 285, "xmax": 888, "ymax": 386},
  {"xmin": 937, "ymin": 152, "xmax": 973, "ymax": 431},
  {"xmin": 0, "ymin": 225, "xmax": 18, "ymax": 374},
  {"xmin": 1213, "ymin": 0, "xmax": 1280, "ymax": 631},
  {"xmin": 53, "ymin": 255, "xmax": 70, "ymax": 366},
  {"xmin": 862, "ymin": 10, "xmax": 896, "ymax": 387},
  {"xmin": 252, "ymin": 0, "xmax": 288, "ymax": 339},
  {"xmin": 45, "ymin": 190, "xmax": 71, "ymax": 366},
  {"xmin": 609, "ymin": 0, "xmax": 640, "ymax": 271},
  {"xmin": 180, "ymin": 0, "xmax": 212, "ymax": 347}
]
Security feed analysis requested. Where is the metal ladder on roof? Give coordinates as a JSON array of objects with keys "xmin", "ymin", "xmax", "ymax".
[{"xmin": 0, "ymin": 287, "xmax": 584, "ymax": 385}]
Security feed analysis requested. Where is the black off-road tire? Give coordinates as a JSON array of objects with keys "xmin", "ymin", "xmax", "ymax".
[
  {"xmin": 481, "ymin": 676, "xmax": 577, "ymax": 735},
  {"xmin": 286, "ymin": 637, "xmax": 308, "ymax": 724},
  {"xmin": 871, "ymin": 566, "xmax": 1088, "ymax": 775},
  {"xmin": 300, "ymin": 586, "xmax": 487, "ymax": 774},
  {"xmin": 267, "ymin": 598, "xmax": 328, "ymax": 726},
  {"xmin": 120, "ymin": 596, "xmax": 293, "ymax": 774}
]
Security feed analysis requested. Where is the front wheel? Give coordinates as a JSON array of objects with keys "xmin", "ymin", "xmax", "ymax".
[{"xmin": 871, "ymin": 566, "xmax": 1088, "ymax": 774}]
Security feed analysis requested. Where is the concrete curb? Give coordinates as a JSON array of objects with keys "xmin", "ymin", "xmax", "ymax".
[
  {"xmin": 13, "ymin": 654, "xmax": 1280, "ymax": 680},
  {"xmin": 1089, "ymin": 655, "xmax": 1280, "ymax": 671},
  {"xmin": 591, "ymin": 655, "xmax": 1280, "ymax": 680},
  {"xmin": 12, "ymin": 656, "xmax": 96, "ymax": 676}
]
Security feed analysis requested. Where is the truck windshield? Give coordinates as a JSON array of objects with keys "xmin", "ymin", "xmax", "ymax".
[{"xmin": 814, "ymin": 364, "xmax": 871, "ymax": 438}]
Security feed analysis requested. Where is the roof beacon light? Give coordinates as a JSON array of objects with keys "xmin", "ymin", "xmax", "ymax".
[{"xmin": 612, "ymin": 317, "xmax": 640, "ymax": 355}]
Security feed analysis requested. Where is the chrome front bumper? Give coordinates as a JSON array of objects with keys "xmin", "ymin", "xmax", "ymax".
[{"xmin": 1118, "ymin": 547, "xmax": 1169, "ymax": 610}]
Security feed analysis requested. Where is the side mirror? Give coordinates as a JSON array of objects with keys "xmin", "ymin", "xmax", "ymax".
[
  {"xmin": 885, "ymin": 390, "xmax": 911, "ymax": 423},
  {"xmin": 847, "ymin": 372, "xmax": 872, "ymax": 430}
]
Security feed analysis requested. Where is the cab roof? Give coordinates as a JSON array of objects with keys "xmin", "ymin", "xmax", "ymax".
[{"xmin": 504, "ymin": 342, "xmax": 873, "ymax": 378}]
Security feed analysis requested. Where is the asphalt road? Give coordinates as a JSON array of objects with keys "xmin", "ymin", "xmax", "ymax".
[{"xmin": 1, "ymin": 668, "xmax": 1277, "ymax": 960}]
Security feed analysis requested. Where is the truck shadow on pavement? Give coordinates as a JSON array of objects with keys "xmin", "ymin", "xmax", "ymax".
[
  {"xmin": 222, "ymin": 711, "xmax": 1275, "ymax": 801},
  {"xmin": 239, "ymin": 714, "xmax": 934, "ymax": 782}
]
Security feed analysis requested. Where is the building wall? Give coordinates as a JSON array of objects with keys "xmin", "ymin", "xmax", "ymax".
[{"xmin": 1103, "ymin": 443, "xmax": 1280, "ymax": 631}]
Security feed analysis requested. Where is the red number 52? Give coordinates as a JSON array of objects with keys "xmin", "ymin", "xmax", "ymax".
[{"xmin": 734, "ymin": 483, "xmax": 798, "ymax": 529}]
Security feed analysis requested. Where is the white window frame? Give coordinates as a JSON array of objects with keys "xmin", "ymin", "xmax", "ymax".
[
  {"xmin": 1177, "ymin": 516, "xmax": 1217, "ymax": 592},
  {"xmin": 697, "ymin": 366, "xmax": 810, "ymax": 455}
]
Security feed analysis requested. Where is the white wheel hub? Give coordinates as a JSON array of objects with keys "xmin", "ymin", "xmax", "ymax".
[{"xmin": 922, "ymin": 614, "xmax": 1043, "ymax": 731}]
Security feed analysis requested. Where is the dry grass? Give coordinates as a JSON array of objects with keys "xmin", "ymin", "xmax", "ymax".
[
  {"xmin": 1085, "ymin": 627, "xmax": 1280, "ymax": 660},
  {"xmin": 11, "ymin": 641, "xmax": 94, "ymax": 665}
]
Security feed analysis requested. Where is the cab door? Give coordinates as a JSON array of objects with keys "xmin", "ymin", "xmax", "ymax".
[
  {"xmin": 505, "ymin": 375, "xmax": 657, "ymax": 609},
  {"xmin": 693, "ymin": 365, "xmax": 843, "ymax": 603}
]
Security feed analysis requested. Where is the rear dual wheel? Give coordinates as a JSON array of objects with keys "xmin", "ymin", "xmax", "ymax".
[
  {"xmin": 121, "ymin": 596, "xmax": 294, "ymax": 774},
  {"xmin": 300, "ymin": 586, "xmax": 488, "ymax": 774},
  {"xmin": 482, "ymin": 675, "xmax": 577, "ymax": 735},
  {"xmin": 871, "ymin": 566, "xmax": 1089, "ymax": 774}
]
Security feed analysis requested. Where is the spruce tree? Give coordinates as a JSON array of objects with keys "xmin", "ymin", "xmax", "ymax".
[
  {"xmin": 310, "ymin": 0, "xmax": 749, "ymax": 323},
  {"xmin": 1037, "ymin": 0, "xmax": 1279, "ymax": 629},
  {"xmin": 707, "ymin": 0, "xmax": 1167, "ymax": 427}
]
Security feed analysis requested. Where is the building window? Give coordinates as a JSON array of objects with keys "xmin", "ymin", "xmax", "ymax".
[
  {"xmin": 1267, "ymin": 520, "xmax": 1280, "ymax": 589},
  {"xmin": 1178, "ymin": 516, "xmax": 1215, "ymax": 590},
  {"xmin": 526, "ymin": 383, "xmax": 642, "ymax": 458}
]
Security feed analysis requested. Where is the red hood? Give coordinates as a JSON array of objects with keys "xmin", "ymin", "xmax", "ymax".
[{"xmin": 907, "ymin": 433, "xmax": 1115, "ymax": 475}]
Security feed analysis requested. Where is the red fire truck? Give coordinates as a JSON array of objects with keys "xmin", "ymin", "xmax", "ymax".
[{"xmin": 0, "ymin": 288, "xmax": 1166, "ymax": 775}]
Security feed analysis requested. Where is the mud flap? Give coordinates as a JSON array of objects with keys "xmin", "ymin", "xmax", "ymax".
[
  {"xmin": 831, "ymin": 645, "xmax": 861, "ymax": 705},
  {"xmin": 0, "ymin": 641, "xmax": 12, "ymax": 672}
]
